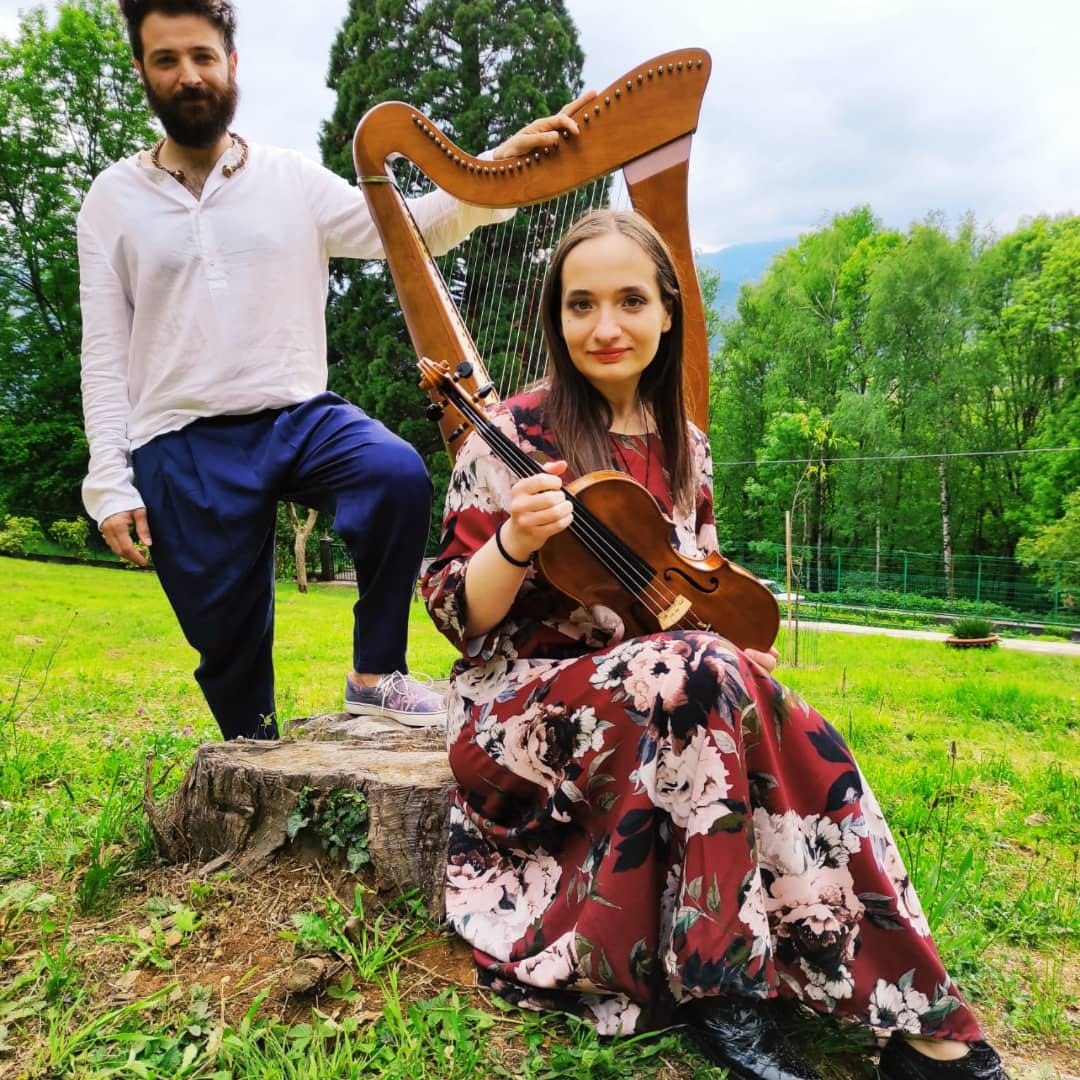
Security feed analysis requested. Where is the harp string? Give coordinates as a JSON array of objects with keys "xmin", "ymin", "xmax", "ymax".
[{"xmin": 391, "ymin": 161, "xmax": 625, "ymax": 401}]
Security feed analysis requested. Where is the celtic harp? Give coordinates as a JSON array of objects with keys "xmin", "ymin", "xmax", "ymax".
[{"xmin": 352, "ymin": 49, "xmax": 713, "ymax": 459}]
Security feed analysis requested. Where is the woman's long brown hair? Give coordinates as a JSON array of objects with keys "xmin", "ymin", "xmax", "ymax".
[{"xmin": 540, "ymin": 209, "xmax": 693, "ymax": 512}]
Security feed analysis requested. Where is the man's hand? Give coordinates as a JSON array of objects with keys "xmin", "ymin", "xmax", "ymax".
[
  {"xmin": 100, "ymin": 508, "xmax": 152, "ymax": 567},
  {"xmin": 491, "ymin": 90, "xmax": 598, "ymax": 160}
]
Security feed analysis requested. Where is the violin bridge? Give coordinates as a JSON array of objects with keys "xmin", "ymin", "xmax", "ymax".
[{"xmin": 657, "ymin": 595, "xmax": 692, "ymax": 630}]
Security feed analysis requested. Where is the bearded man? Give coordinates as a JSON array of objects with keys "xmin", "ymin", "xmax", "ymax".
[{"xmin": 78, "ymin": 0, "xmax": 586, "ymax": 740}]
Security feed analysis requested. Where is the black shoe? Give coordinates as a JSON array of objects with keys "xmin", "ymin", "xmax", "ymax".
[
  {"xmin": 878, "ymin": 1035, "xmax": 1011, "ymax": 1080},
  {"xmin": 683, "ymin": 998, "xmax": 823, "ymax": 1080}
]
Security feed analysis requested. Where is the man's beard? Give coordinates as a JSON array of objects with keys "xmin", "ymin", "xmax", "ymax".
[{"xmin": 144, "ymin": 73, "xmax": 239, "ymax": 149}]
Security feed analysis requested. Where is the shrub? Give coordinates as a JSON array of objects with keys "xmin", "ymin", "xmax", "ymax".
[
  {"xmin": 0, "ymin": 515, "xmax": 44, "ymax": 555},
  {"xmin": 950, "ymin": 616, "xmax": 996, "ymax": 640},
  {"xmin": 49, "ymin": 517, "xmax": 91, "ymax": 558}
]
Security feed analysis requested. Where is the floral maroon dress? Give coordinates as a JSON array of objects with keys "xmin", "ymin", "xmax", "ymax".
[{"xmin": 421, "ymin": 389, "xmax": 983, "ymax": 1042}]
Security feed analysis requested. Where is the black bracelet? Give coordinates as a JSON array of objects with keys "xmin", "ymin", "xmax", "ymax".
[{"xmin": 495, "ymin": 523, "xmax": 533, "ymax": 568}]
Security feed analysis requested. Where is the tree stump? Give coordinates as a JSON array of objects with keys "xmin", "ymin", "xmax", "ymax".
[{"xmin": 144, "ymin": 713, "xmax": 456, "ymax": 914}]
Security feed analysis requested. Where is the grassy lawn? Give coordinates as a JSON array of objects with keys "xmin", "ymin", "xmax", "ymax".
[{"xmin": 0, "ymin": 559, "xmax": 1077, "ymax": 1077}]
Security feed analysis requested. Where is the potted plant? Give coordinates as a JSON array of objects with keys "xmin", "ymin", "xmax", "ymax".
[{"xmin": 945, "ymin": 616, "xmax": 999, "ymax": 648}]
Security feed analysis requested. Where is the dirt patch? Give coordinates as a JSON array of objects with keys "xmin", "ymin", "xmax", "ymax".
[
  {"xmin": 1, "ymin": 857, "xmax": 487, "ymax": 1077},
  {"xmin": 88, "ymin": 860, "xmax": 476, "ymax": 1023}
]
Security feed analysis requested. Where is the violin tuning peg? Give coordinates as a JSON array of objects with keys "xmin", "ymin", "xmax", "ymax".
[
  {"xmin": 475, "ymin": 381, "xmax": 495, "ymax": 399},
  {"xmin": 425, "ymin": 403, "xmax": 445, "ymax": 422},
  {"xmin": 455, "ymin": 360, "xmax": 474, "ymax": 379}
]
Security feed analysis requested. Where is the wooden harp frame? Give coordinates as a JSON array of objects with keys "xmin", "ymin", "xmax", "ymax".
[{"xmin": 352, "ymin": 49, "xmax": 712, "ymax": 457}]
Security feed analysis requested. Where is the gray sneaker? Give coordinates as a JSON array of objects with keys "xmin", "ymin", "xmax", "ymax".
[{"xmin": 343, "ymin": 673, "xmax": 447, "ymax": 728}]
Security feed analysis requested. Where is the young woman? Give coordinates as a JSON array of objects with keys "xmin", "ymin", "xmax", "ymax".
[{"xmin": 421, "ymin": 210, "xmax": 1009, "ymax": 1080}]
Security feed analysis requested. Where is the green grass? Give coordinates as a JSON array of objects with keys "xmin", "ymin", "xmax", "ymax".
[{"xmin": 0, "ymin": 559, "xmax": 1077, "ymax": 1077}]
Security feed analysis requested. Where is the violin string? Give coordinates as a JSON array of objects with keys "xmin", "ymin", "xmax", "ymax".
[
  {"xmin": 440, "ymin": 376, "xmax": 669, "ymax": 613},
  {"xmin": 461, "ymin": 401, "xmax": 651, "ymax": 593},
  {"xmin": 461, "ymin": 405, "xmax": 702, "ymax": 625},
  {"xmin": 446, "ymin": 379, "xmax": 708, "ymax": 628}
]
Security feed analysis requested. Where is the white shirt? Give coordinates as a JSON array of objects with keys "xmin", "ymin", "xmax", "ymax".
[{"xmin": 77, "ymin": 139, "xmax": 510, "ymax": 526}]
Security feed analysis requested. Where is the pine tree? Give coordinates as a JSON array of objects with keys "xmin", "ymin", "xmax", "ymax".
[{"xmin": 318, "ymin": 0, "xmax": 586, "ymax": 536}]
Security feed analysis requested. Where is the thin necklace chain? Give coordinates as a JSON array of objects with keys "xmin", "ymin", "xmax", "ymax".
[{"xmin": 150, "ymin": 132, "xmax": 249, "ymax": 188}]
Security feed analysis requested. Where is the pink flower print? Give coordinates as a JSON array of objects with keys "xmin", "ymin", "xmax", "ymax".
[
  {"xmin": 765, "ymin": 865, "xmax": 864, "ymax": 970},
  {"xmin": 882, "ymin": 845, "xmax": 931, "ymax": 937},
  {"xmin": 685, "ymin": 730, "xmax": 737, "ymax": 838},
  {"xmin": 868, "ymin": 976, "xmax": 932, "ymax": 1034},
  {"xmin": 624, "ymin": 642, "xmax": 689, "ymax": 714},
  {"xmin": 445, "ymin": 818, "xmax": 563, "ymax": 958},
  {"xmin": 736, "ymin": 871, "xmax": 772, "ymax": 962},
  {"xmin": 753, "ymin": 808, "xmax": 814, "ymax": 876},
  {"xmin": 584, "ymin": 995, "xmax": 642, "ymax": 1036},
  {"xmin": 799, "ymin": 956, "xmax": 855, "ymax": 1006},
  {"xmin": 517, "ymin": 930, "xmax": 579, "ymax": 988},
  {"xmin": 445, "ymin": 831, "xmax": 507, "ymax": 919},
  {"xmin": 498, "ymin": 701, "xmax": 574, "ymax": 794}
]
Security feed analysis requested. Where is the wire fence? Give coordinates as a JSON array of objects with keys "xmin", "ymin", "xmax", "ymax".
[{"xmin": 722, "ymin": 541, "xmax": 1079, "ymax": 628}]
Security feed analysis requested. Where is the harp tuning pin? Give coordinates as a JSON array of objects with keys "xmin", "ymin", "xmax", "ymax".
[
  {"xmin": 475, "ymin": 381, "xmax": 495, "ymax": 399},
  {"xmin": 425, "ymin": 403, "xmax": 444, "ymax": 422},
  {"xmin": 455, "ymin": 361, "xmax": 475, "ymax": 379}
]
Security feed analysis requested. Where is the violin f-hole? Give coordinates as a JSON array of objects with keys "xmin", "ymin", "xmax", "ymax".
[{"xmin": 662, "ymin": 567, "xmax": 721, "ymax": 596}]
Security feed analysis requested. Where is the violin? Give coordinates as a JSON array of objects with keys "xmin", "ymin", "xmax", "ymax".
[{"xmin": 419, "ymin": 359, "xmax": 780, "ymax": 653}]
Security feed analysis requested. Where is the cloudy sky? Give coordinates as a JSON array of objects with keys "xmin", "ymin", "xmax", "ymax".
[{"xmin": 2, "ymin": 0, "xmax": 1078, "ymax": 250}]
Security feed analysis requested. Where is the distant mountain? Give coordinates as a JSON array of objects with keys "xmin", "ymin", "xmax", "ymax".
[{"xmin": 697, "ymin": 238, "xmax": 796, "ymax": 319}]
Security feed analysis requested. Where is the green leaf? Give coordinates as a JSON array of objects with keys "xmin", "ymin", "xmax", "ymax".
[
  {"xmin": 172, "ymin": 906, "xmax": 200, "ymax": 933},
  {"xmin": 707, "ymin": 875, "xmax": 722, "ymax": 913},
  {"xmin": 285, "ymin": 809, "xmax": 310, "ymax": 840}
]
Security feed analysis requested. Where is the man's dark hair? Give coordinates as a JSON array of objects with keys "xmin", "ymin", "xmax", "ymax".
[{"xmin": 118, "ymin": 1, "xmax": 238, "ymax": 62}]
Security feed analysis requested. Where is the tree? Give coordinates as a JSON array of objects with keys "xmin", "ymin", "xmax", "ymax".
[
  {"xmin": 981, "ymin": 218, "xmax": 1080, "ymax": 540},
  {"xmin": 0, "ymin": 1, "xmax": 155, "ymax": 523},
  {"xmin": 287, "ymin": 505, "xmax": 320, "ymax": 592},
  {"xmin": 710, "ymin": 208, "xmax": 880, "ymax": 554},
  {"xmin": 1016, "ymin": 487, "xmax": 1080, "ymax": 597},
  {"xmin": 865, "ymin": 218, "xmax": 983, "ymax": 588},
  {"xmin": 317, "ymin": 0, "xmax": 586, "ymax": 542}
]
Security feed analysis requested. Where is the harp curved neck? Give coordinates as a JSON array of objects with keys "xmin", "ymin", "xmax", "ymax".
[{"xmin": 353, "ymin": 49, "xmax": 713, "ymax": 448}]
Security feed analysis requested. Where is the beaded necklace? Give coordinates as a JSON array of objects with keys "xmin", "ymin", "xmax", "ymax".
[{"xmin": 150, "ymin": 132, "xmax": 249, "ymax": 194}]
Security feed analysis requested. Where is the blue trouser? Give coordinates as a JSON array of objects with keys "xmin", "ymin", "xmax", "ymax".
[{"xmin": 132, "ymin": 393, "xmax": 432, "ymax": 740}]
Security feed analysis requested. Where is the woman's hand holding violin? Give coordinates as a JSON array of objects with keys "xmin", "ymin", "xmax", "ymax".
[
  {"xmin": 501, "ymin": 460, "xmax": 574, "ymax": 560},
  {"xmin": 462, "ymin": 460, "xmax": 574, "ymax": 639}
]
